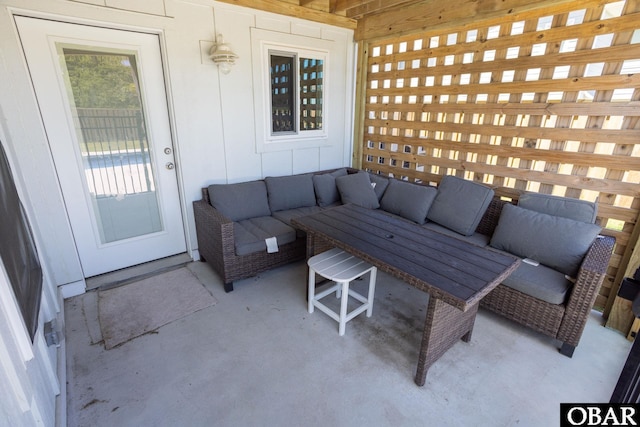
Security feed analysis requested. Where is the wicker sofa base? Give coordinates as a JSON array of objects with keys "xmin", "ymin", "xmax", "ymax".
[
  {"xmin": 193, "ymin": 168, "xmax": 356, "ymax": 292},
  {"xmin": 478, "ymin": 202, "xmax": 615, "ymax": 357},
  {"xmin": 205, "ymin": 238, "xmax": 306, "ymax": 293},
  {"xmin": 193, "ymin": 196, "xmax": 308, "ymax": 292},
  {"xmin": 481, "ymin": 285, "xmax": 566, "ymax": 344}
]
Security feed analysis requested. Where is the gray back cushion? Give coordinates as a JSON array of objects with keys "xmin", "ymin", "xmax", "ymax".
[
  {"xmin": 490, "ymin": 204, "xmax": 601, "ymax": 277},
  {"xmin": 208, "ymin": 180, "xmax": 271, "ymax": 221},
  {"xmin": 518, "ymin": 193, "xmax": 597, "ymax": 224},
  {"xmin": 265, "ymin": 174, "xmax": 317, "ymax": 212},
  {"xmin": 335, "ymin": 172, "xmax": 380, "ymax": 209},
  {"xmin": 368, "ymin": 172, "xmax": 390, "ymax": 200},
  {"xmin": 234, "ymin": 217, "xmax": 297, "ymax": 256},
  {"xmin": 427, "ymin": 175, "xmax": 495, "ymax": 236},
  {"xmin": 380, "ymin": 179, "xmax": 437, "ymax": 224},
  {"xmin": 313, "ymin": 168, "xmax": 348, "ymax": 207}
]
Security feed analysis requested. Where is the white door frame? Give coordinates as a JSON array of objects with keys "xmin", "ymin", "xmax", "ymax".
[{"xmin": 16, "ymin": 16, "xmax": 189, "ymax": 278}]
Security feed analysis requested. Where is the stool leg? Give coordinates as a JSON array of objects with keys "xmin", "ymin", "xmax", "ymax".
[
  {"xmin": 338, "ymin": 281, "xmax": 350, "ymax": 336},
  {"xmin": 366, "ymin": 268, "xmax": 377, "ymax": 317},
  {"xmin": 308, "ymin": 267, "xmax": 316, "ymax": 314}
]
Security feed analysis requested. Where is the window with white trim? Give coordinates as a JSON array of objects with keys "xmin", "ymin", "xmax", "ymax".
[
  {"xmin": 251, "ymin": 28, "xmax": 332, "ymax": 152},
  {"xmin": 270, "ymin": 53, "xmax": 323, "ymax": 135}
]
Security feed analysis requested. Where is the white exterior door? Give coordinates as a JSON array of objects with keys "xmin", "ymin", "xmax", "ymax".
[{"xmin": 16, "ymin": 17, "xmax": 186, "ymax": 277}]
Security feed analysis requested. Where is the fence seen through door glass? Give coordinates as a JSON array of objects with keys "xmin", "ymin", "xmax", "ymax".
[{"xmin": 63, "ymin": 49, "xmax": 162, "ymax": 243}]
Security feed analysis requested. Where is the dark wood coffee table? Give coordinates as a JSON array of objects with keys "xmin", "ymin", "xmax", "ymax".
[{"xmin": 291, "ymin": 203, "xmax": 520, "ymax": 386}]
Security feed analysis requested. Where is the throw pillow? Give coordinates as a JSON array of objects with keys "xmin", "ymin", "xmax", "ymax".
[
  {"xmin": 335, "ymin": 172, "xmax": 380, "ymax": 209},
  {"xmin": 368, "ymin": 172, "xmax": 390, "ymax": 200},
  {"xmin": 490, "ymin": 203, "xmax": 602, "ymax": 277},
  {"xmin": 313, "ymin": 168, "xmax": 348, "ymax": 207},
  {"xmin": 380, "ymin": 179, "xmax": 437, "ymax": 224},
  {"xmin": 426, "ymin": 175, "xmax": 494, "ymax": 236}
]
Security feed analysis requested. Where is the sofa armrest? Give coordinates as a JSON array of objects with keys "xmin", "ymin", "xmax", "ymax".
[
  {"xmin": 558, "ymin": 235, "xmax": 615, "ymax": 345},
  {"xmin": 475, "ymin": 198, "xmax": 510, "ymax": 237},
  {"xmin": 193, "ymin": 198, "xmax": 236, "ymax": 274},
  {"xmin": 579, "ymin": 235, "xmax": 616, "ymax": 276}
]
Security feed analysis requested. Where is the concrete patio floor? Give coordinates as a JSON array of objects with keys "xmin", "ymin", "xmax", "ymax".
[{"xmin": 64, "ymin": 260, "xmax": 632, "ymax": 427}]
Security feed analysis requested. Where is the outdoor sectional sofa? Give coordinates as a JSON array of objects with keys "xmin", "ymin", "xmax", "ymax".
[{"xmin": 193, "ymin": 168, "xmax": 615, "ymax": 356}]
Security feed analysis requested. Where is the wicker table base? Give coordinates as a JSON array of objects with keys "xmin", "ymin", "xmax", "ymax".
[
  {"xmin": 292, "ymin": 204, "xmax": 520, "ymax": 386},
  {"xmin": 415, "ymin": 297, "xmax": 479, "ymax": 386}
]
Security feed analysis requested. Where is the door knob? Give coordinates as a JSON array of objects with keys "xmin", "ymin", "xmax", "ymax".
[{"xmin": 166, "ymin": 162, "xmax": 175, "ymax": 170}]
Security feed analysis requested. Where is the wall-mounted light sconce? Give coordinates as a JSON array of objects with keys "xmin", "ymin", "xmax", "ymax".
[{"xmin": 209, "ymin": 34, "xmax": 238, "ymax": 75}]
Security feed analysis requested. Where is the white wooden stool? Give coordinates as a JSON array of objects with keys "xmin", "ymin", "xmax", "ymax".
[{"xmin": 307, "ymin": 248, "xmax": 377, "ymax": 336}]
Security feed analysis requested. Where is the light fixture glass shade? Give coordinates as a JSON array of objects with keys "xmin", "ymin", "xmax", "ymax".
[
  {"xmin": 218, "ymin": 62, "xmax": 233, "ymax": 75},
  {"xmin": 210, "ymin": 34, "xmax": 238, "ymax": 74}
]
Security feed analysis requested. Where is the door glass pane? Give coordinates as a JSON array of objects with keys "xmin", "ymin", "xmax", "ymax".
[{"xmin": 61, "ymin": 48, "xmax": 162, "ymax": 244}]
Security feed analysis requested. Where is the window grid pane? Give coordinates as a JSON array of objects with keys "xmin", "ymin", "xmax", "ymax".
[
  {"xmin": 299, "ymin": 57, "xmax": 323, "ymax": 130},
  {"xmin": 270, "ymin": 54, "xmax": 295, "ymax": 133}
]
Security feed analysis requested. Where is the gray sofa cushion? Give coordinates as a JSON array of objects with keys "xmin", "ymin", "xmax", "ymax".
[
  {"xmin": 422, "ymin": 222, "xmax": 491, "ymax": 247},
  {"xmin": 272, "ymin": 206, "xmax": 324, "ymax": 237},
  {"xmin": 380, "ymin": 179, "xmax": 437, "ymax": 224},
  {"xmin": 336, "ymin": 172, "xmax": 380, "ymax": 209},
  {"xmin": 234, "ymin": 216, "xmax": 297, "ymax": 256},
  {"xmin": 427, "ymin": 175, "xmax": 494, "ymax": 236},
  {"xmin": 208, "ymin": 180, "xmax": 271, "ymax": 221},
  {"xmin": 518, "ymin": 193, "xmax": 597, "ymax": 224},
  {"xmin": 490, "ymin": 204, "xmax": 601, "ymax": 277},
  {"xmin": 272, "ymin": 206, "xmax": 324, "ymax": 226},
  {"xmin": 501, "ymin": 261, "xmax": 573, "ymax": 305},
  {"xmin": 265, "ymin": 174, "xmax": 317, "ymax": 212},
  {"xmin": 368, "ymin": 172, "xmax": 390, "ymax": 200},
  {"xmin": 313, "ymin": 168, "xmax": 348, "ymax": 207}
]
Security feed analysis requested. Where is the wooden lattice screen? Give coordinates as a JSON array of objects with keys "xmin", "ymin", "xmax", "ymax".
[{"xmin": 361, "ymin": 0, "xmax": 640, "ymax": 313}]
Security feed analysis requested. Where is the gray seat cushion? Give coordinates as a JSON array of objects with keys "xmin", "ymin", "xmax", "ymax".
[
  {"xmin": 272, "ymin": 206, "xmax": 324, "ymax": 237},
  {"xmin": 335, "ymin": 172, "xmax": 380, "ymax": 209},
  {"xmin": 380, "ymin": 179, "xmax": 437, "ymax": 224},
  {"xmin": 265, "ymin": 174, "xmax": 317, "ymax": 212},
  {"xmin": 313, "ymin": 168, "xmax": 348, "ymax": 207},
  {"xmin": 500, "ymin": 261, "xmax": 573, "ymax": 305},
  {"xmin": 272, "ymin": 206, "xmax": 324, "ymax": 226},
  {"xmin": 422, "ymin": 222, "xmax": 491, "ymax": 247},
  {"xmin": 234, "ymin": 216, "xmax": 297, "ymax": 256},
  {"xmin": 427, "ymin": 175, "xmax": 495, "ymax": 236},
  {"xmin": 518, "ymin": 193, "xmax": 597, "ymax": 223},
  {"xmin": 208, "ymin": 180, "xmax": 271, "ymax": 221},
  {"xmin": 490, "ymin": 204, "xmax": 601, "ymax": 277}
]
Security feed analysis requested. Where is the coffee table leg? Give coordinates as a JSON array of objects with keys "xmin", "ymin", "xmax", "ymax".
[
  {"xmin": 304, "ymin": 235, "xmax": 319, "ymax": 302},
  {"xmin": 414, "ymin": 297, "xmax": 479, "ymax": 386},
  {"xmin": 305, "ymin": 234, "xmax": 317, "ymax": 259}
]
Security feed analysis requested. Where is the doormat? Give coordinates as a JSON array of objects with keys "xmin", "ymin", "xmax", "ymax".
[{"xmin": 98, "ymin": 267, "xmax": 217, "ymax": 350}]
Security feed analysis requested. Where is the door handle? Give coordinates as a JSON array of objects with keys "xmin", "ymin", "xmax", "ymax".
[{"xmin": 166, "ymin": 162, "xmax": 175, "ymax": 170}]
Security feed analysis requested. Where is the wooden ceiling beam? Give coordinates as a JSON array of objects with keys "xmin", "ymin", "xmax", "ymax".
[
  {"xmin": 216, "ymin": 0, "xmax": 357, "ymax": 29},
  {"xmin": 328, "ymin": 0, "xmax": 345, "ymax": 15},
  {"xmin": 299, "ymin": 0, "xmax": 331, "ymax": 13},
  {"xmin": 332, "ymin": 0, "xmax": 370, "ymax": 14},
  {"xmin": 355, "ymin": 0, "xmax": 610, "ymax": 41},
  {"xmin": 346, "ymin": 0, "xmax": 419, "ymax": 19}
]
